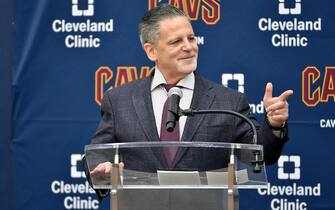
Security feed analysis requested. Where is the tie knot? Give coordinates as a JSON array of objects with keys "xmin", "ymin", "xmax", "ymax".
[{"xmin": 162, "ymin": 84, "xmax": 177, "ymax": 92}]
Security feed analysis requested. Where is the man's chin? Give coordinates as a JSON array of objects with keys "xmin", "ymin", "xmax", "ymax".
[{"xmin": 178, "ymin": 64, "xmax": 197, "ymax": 74}]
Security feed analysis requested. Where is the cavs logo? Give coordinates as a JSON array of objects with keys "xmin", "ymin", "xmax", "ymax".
[
  {"xmin": 148, "ymin": 0, "xmax": 220, "ymax": 25},
  {"xmin": 95, "ymin": 66, "xmax": 154, "ymax": 105},
  {"xmin": 302, "ymin": 66, "xmax": 335, "ymax": 107}
]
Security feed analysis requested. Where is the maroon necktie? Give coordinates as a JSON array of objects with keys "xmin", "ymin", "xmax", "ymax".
[{"xmin": 160, "ymin": 84, "xmax": 180, "ymax": 168}]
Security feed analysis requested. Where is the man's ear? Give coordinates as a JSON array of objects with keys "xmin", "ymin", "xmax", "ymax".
[{"xmin": 143, "ymin": 43, "xmax": 157, "ymax": 62}]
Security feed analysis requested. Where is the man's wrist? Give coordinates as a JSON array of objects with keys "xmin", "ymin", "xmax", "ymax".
[
  {"xmin": 265, "ymin": 115, "xmax": 288, "ymax": 139},
  {"xmin": 265, "ymin": 115, "xmax": 287, "ymax": 130}
]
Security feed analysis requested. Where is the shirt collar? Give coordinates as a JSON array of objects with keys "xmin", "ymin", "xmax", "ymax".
[{"xmin": 151, "ymin": 67, "xmax": 195, "ymax": 91}]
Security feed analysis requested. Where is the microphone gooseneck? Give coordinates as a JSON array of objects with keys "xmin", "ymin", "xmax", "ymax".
[{"xmin": 181, "ymin": 108, "xmax": 263, "ymax": 173}]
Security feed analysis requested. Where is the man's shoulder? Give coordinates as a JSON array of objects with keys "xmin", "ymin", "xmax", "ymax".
[{"xmin": 104, "ymin": 76, "xmax": 151, "ymax": 97}]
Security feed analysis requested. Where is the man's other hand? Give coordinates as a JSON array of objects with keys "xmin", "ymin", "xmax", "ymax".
[
  {"xmin": 90, "ymin": 161, "xmax": 124, "ymax": 176},
  {"xmin": 263, "ymin": 82, "xmax": 293, "ymax": 129}
]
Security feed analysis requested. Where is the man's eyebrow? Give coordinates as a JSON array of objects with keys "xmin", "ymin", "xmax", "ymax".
[{"xmin": 167, "ymin": 33, "xmax": 195, "ymax": 42}]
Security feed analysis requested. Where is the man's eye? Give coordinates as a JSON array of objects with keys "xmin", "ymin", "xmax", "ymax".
[
  {"xmin": 189, "ymin": 37, "xmax": 195, "ymax": 41},
  {"xmin": 170, "ymin": 40, "xmax": 180, "ymax": 45}
]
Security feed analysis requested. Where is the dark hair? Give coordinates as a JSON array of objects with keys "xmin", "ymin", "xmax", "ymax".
[{"xmin": 139, "ymin": 4, "xmax": 189, "ymax": 46}]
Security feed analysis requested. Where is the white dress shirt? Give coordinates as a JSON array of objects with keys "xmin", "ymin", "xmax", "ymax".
[{"xmin": 151, "ymin": 68, "xmax": 195, "ymax": 139}]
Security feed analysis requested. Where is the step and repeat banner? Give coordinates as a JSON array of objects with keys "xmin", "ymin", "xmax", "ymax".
[{"xmin": 11, "ymin": 0, "xmax": 334, "ymax": 210}]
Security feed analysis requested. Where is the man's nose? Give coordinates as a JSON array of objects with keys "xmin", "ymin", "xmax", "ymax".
[{"xmin": 182, "ymin": 39, "xmax": 193, "ymax": 51}]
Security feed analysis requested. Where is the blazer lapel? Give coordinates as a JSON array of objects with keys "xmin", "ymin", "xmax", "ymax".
[
  {"xmin": 132, "ymin": 78, "xmax": 159, "ymax": 142},
  {"xmin": 173, "ymin": 75, "xmax": 215, "ymax": 167},
  {"xmin": 132, "ymin": 77, "xmax": 168, "ymax": 168}
]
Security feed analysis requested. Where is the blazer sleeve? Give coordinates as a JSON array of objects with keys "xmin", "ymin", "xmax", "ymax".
[
  {"xmin": 83, "ymin": 92, "xmax": 116, "ymax": 200},
  {"xmin": 82, "ymin": 156, "xmax": 110, "ymax": 201},
  {"xmin": 91, "ymin": 92, "xmax": 117, "ymax": 144}
]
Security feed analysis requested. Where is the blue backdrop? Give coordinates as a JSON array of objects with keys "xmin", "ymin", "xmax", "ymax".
[
  {"xmin": 1, "ymin": 0, "xmax": 334, "ymax": 210},
  {"xmin": 0, "ymin": 0, "xmax": 13, "ymax": 209}
]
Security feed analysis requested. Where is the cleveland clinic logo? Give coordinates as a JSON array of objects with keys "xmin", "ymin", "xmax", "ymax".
[
  {"xmin": 258, "ymin": 155, "xmax": 321, "ymax": 209},
  {"xmin": 258, "ymin": 0, "xmax": 321, "ymax": 47},
  {"xmin": 51, "ymin": 0, "xmax": 114, "ymax": 48},
  {"xmin": 278, "ymin": 155, "xmax": 301, "ymax": 180},
  {"xmin": 72, "ymin": 0, "xmax": 94, "ymax": 16},
  {"xmin": 50, "ymin": 154, "xmax": 98, "ymax": 209},
  {"xmin": 278, "ymin": 0, "xmax": 301, "ymax": 15}
]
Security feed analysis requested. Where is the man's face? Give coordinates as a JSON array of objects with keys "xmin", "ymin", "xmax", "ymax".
[{"xmin": 145, "ymin": 16, "xmax": 198, "ymax": 83}]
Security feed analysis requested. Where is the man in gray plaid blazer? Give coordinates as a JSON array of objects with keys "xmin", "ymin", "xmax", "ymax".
[{"xmin": 86, "ymin": 4, "xmax": 293, "ymax": 210}]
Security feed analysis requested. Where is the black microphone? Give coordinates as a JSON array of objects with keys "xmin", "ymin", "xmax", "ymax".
[{"xmin": 166, "ymin": 87, "xmax": 183, "ymax": 132}]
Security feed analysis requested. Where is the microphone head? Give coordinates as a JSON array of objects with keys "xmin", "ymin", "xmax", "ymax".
[{"xmin": 168, "ymin": 87, "xmax": 183, "ymax": 98}]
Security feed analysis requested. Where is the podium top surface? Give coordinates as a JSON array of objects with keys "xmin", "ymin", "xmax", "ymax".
[{"xmin": 85, "ymin": 141, "xmax": 263, "ymax": 151}]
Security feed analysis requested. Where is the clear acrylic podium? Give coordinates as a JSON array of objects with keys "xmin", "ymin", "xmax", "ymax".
[{"xmin": 85, "ymin": 142, "xmax": 268, "ymax": 210}]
